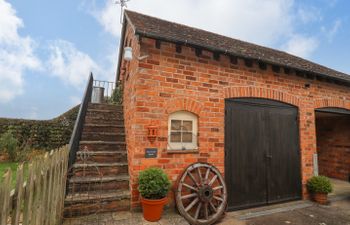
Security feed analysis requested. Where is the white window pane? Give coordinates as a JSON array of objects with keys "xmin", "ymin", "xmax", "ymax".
[
  {"xmin": 170, "ymin": 132, "xmax": 181, "ymax": 142},
  {"xmin": 171, "ymin": 120, "xmax": 181, "ymax": 131},
  {"xmin": 182, "ymin": 132, "xmax": 193, "ymax": 143},
  {"xmin": 182, "ymin": 120, "xmax": 193, "ymax": 132}
]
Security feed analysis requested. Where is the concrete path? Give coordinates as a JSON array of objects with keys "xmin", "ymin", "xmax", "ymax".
[{"xmin": 63, "ymin": 197, "xmax": 350, "ymax": 225}]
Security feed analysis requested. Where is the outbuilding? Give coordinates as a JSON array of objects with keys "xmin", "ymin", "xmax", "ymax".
[{"xmin": 116, "ymin": 10, "xmax": 350, "ymax": 210}]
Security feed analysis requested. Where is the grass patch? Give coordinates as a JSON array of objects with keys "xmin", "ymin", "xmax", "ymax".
[{"xmin": 0, "ymin": 162, "xmax": 28, "ymax": 189}]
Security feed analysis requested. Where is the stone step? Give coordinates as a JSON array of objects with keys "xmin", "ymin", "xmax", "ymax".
[
  {"xmin": 86, "ymin": 109, "xmax": 123, "ymax": 119},
  {"xmin": 79, "ymin": 141, "xmax": 126, "ymax": 152},
  {"xmin": 81, "ymin": 132, "xmax": 125, "ymax": 142},
  {"xmin": 64, "ymin": 190, "xmax": 130, "ymax": 217},
  {"xmin": 84, "ymin": 116, "xmax": 124, "ymax": 125},
  {"xmin": 88, "ymin": 103, "xmax": 123, "ymax": 111},
  {"xmin": 75, "ymin": 151, "xmax": 127, "ymax": 163},
  {"xmin": 72, "ymin": 162, "xmax": 128, "ymax": 176},
  {"xmin": 83, "ymin": 124, "xmax": 125, "ymax": 133},
  {"xmin": 68, "ymin": 175, "xmax": 129, "ymax": 193}
]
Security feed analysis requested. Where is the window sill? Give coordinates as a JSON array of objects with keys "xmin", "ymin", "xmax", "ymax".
[{"xmin": 165, "ymin": 149, "xmax": 199, "ymax": 154}]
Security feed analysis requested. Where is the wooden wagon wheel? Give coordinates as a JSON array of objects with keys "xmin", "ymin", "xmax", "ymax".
[{"xmin": 175, "ymin": 163, "xmax": 227, "ymax": 225}]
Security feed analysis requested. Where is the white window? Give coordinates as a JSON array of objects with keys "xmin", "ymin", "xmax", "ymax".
[{"xmin": 168, "ymin": 111, "xmax": 198, "ymax": 150}]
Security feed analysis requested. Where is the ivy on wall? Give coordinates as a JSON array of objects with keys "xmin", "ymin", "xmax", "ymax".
[{"xmin": 0, "ymin": 105, "xmax": 79, "ymax": 151}]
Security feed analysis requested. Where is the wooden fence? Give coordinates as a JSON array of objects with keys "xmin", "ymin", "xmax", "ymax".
[{"xmin": 0, "ymin": 146, "xmax": 69, "ymax": 225}]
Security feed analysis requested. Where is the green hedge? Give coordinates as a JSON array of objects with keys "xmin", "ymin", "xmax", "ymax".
[{"xmin": 0, "ymin": 105, "xmax": 79, "ymax": 151}]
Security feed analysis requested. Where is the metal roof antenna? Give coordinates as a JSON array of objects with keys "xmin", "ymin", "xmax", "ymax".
[{"xmin": 115, "ymin": 0, "xmax": 130, "ymax": 23}]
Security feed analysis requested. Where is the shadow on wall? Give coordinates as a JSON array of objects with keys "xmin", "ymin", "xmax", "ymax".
[{"xmin": 0, "ymin": 105, "xmax": 79, "ymax": 151}]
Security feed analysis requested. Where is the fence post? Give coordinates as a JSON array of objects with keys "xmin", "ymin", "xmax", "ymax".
[
  {"xmin": 11, "ymin": 164, "xmax": 24, "ymax": 225},
  {"xmin": 1, "ymin": 169, "xmax": 12, "ymax": 225},
  {"xmin": 0, "ymin": 147, "xmax": 69, "ymax": 225}
]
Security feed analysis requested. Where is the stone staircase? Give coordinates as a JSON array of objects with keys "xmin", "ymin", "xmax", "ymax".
[{"xmin": 64, "ymin": 103, "xmax": 130, "ymax": 217}]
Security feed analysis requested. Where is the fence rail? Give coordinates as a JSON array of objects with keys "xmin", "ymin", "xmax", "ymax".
[{"xmin": 0, "ymin": 146, "xmax": 69, "ymax": 225}]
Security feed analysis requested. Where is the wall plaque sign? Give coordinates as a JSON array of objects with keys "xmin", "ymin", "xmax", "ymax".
[{"xmin": 145, "ymin": 148, "xmax": 158, "ymax": 158}]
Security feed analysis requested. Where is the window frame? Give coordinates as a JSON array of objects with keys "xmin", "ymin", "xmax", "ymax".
[{"xmin": 167, "ymin": 111, "xmax": 198, "ymax": 151}]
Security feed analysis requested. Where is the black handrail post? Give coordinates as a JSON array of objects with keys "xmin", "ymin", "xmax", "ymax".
[{"xmin": 68, "ymin": 73, "xmax": 94, "ymax": 168}]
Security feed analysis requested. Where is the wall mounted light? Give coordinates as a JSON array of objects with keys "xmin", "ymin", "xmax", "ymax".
[{"xmin": 123, "ymin": 47, "xmax": 133, "ymax": 61}]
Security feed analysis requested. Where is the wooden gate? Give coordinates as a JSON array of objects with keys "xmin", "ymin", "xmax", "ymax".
[{"xmin": 225, "ymin": 98, "xmax": 302, "ymax": 210}]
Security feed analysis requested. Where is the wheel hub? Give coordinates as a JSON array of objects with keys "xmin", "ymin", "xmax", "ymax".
[{"xmin": 198, "ymin": 185, "xmax": 213, "ymax": 203}]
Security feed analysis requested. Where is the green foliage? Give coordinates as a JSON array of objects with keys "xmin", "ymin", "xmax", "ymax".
[
  {"xmin": 109, "ymin": 85, "xmax": 123, "ymax": 105},
  {"xmin": 0, "ymin": 105, "xmax": 78, "ymax": 151},
  {"xmin": 307, "ymin": 176, "xmax": 333, "ymax": 194},
  {"xmin": 15, "ymin": 143, "xmax": 31, "ymax": 162},
  {"xmin": 0, "ymin": 162, "xmax": 29, "ymax": 189},
  {"xmin": 0, "ymin": 131, "xmax": 18, "ymax": 161},
  {"xmin": 138, "ymin": 167, "xmax": 171, "ymax": 200}
]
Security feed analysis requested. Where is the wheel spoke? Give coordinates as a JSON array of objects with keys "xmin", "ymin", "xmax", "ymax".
[
  {"xmin": 176, "ymin": 163, "xmax": 227, "ymax": 225},
  {"xmin": 204, "ymin": 202, "xmax": 209, "ymax": 219},
  {"xmin": 208, "ymin": 174, "xmax": 218, "ymax": 186},
  {"xmin": 183, "ymin": 182, "xmax": 198, "ymax": 192},
  {"xmin": 194, "ymin": 202, "xmax": 202, "ymax": 220},
  {"xmin": 205, "ymin": 167, "xmax": 211, "ymax": 180},
  {"xmin": 212, "ymin": 185, "xmax": 223, "ymax": 191},
  {"xmin": 185, "ymin": 197, "xmax": 199, "ymax": 212},
  {"xmin": 209, "ymin": 200, "xmax": 217, "ymax": 212},
  {"xmin": 188, "ymin": 171, "xmax": 199, "ymax": 187},
  {"xmin": 181, "ymin": 193, "xmax": 197, "ymax": 200},
  {"xmin": 213, "ymin": 195, "xmax": 224, "ymax": 202},
  {"xmin": 197, "ymin": 167, "xmax": 203, "ymax": 184}
]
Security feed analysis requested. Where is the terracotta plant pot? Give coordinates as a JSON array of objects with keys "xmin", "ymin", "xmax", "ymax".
[
  {"xmin": 141, "ymin": 197, "xmax": 168, "ymax": 222},
  {"xmin": 312, "ymin": 192, "xmax": 328, "ymax": 204}
]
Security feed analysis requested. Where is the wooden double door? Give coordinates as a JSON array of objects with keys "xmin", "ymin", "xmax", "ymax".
[{"xmin": 225, "ymin": 98, "xmax": 302, "ymax": 210}]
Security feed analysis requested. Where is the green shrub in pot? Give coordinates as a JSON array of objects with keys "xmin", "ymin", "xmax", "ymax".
[
  {"xmin": 138, "ymin": 167, "xmax": 171, "ymax": 199},
  {"xmin": 307, "ymin": 176, "xmax": 333, "ymax": 194}
]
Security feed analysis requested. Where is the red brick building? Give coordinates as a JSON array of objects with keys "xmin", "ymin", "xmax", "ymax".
[{"xmin": 116, "ymin": 11, "xmax": 350, "ymax": 209}]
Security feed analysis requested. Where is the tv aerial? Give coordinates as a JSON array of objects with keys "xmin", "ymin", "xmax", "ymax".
[{"xmin": 115, "ymin": 0, "xmax": 130, "ymax": 23}]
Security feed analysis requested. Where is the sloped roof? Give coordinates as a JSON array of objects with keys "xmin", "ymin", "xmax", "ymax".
[{"xmin": 124, "ymin": 10, "xmax": 350, "ymax": 84}]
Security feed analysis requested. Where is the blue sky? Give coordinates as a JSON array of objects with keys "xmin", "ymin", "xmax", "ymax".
[{"xmin": 0, "ymin": 0, "xmax": 349, "ymax": 119}]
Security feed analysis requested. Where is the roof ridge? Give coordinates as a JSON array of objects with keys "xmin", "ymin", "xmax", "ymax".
[{"xmin": 125, "ymin": 10, "xmax": 291, "ymax": 56}]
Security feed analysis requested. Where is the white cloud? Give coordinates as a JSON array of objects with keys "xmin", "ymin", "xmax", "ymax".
[
  {"xmin": 297, "ymin": 6, "xmax": 322, "ymax": 24},
  {"xmin": 0, "ymin": 0, "xmax": 41, "ymax": 103},
  {"xmin": 91, "ymin": 0, "xmax": 323, "ymax": 58},
  {"xmin": 283, "ymin": 35, "xmax": 319, "ymax": 58},
  {"xmin": 93, "ymin": 1, "xmax": 121, "ymax": 37},
  {"xmin": 93, "ymin": 0, "xmax": 295, "ymax": 46},
  {"xmin": 322, "ymin": 19, "xmax": 342, "ymax": 42},
  {"xmin": 47, "ymin": 40, "xmax": 100, "ymax": 88}
]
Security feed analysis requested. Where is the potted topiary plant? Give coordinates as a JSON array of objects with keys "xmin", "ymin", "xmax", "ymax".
[
  {"xmin": 307, "ymin": 175, "xmax": 333, "ymax": 204},
  {"xmin": 138, "ymin": 167, "xmax": 171, "ymax": 222}
]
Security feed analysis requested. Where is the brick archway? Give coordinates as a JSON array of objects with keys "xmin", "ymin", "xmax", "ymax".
[
  {"xmin": 165, "ymin": 97, "xmax": 203, "ymax": 116},
  {"xmin": 314, "ymin": 98, "xmax": 350, "ymax": 110},
  {"xmin": 224, "ymin": 86, "xmax": 301, "ymax": 107}
]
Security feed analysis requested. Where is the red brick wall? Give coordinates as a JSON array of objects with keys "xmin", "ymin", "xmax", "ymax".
[
  {"xmin": 119, "ymin": 27, "xmax": 350, "ymax": 207},
  {"xmin": 316, "ymin": 115, "xmax": 350, "ymax": 181}
]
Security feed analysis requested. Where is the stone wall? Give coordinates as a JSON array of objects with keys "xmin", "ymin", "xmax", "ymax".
[{"xmin": 0, "ymin": 105, "xmax": 79, "ymax": 151}]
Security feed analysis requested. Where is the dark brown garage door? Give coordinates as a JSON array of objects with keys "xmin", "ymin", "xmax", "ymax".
[{"xmin": 225, "ymin": 98, "xmax": 302, "ymax": 210}]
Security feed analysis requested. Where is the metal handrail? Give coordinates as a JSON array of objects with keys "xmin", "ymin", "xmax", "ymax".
[
  {"xmin": 93, "ymin": 80, "xmax": 115, "ymax": 99},
  {"xmin": 68, "ymin": 73, "xmax": 94, "ymax": 168}
]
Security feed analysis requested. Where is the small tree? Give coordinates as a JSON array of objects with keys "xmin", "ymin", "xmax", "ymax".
[
  {"xmin": 0, "ymin": 130, "xmax": 18, "ymax": 161},
  {"xmin": 109, "ymin": 85, "xmax": 123, "ymax": 105}
]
